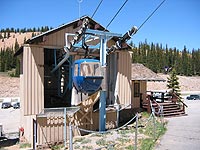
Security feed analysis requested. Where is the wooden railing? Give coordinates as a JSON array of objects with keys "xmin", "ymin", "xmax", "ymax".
[
  {"xmin": 143, "ymin": 95, "xmax": 161, "ymax": 114},
  {"xmin": 170, "ymin": 92, "xmax": 188, "ymax": 113},
  {"xmin": 143, "ymin": 92, "xmax": 188, "ymax": 115},
  {"xmin": 73, "ymin": 91, "xmax": 100, "ymax": 130}
]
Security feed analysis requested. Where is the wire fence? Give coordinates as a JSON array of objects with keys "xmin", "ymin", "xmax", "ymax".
[
  {"xmin": 66, "ymin": 103, "xmax": 165, "ymax": 150},
  {"xmin": 36, "ymin": 103, "xmax": 165, "ymax": 150}
]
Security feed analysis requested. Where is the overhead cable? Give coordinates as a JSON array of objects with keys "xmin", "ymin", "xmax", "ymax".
[
  {"xmin": 137, "ymin": 0, "xmax": 166, "ymax": 31},
  {"xmin": 91, "ymin": 0, "xmax": 104, "ymax": 18},
  {"xmin": 106, "ymin": 0, "xmax": 129, "ymax": 29}
]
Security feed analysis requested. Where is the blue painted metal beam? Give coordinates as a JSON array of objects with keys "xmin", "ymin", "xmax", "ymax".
[
  {"xmin": 86, "ymin": 29, "xmax": 122, "ymax": 38},
  {"xmin": 99, "ymin": 91, "xmax": 106, "ymax": 131}
]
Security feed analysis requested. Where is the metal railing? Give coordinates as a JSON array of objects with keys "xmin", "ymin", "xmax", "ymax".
[
  {"xmin": 69, "ymin": 104, "xmax": 164, "ymax": 150},
  {"xmin": 35, "ymin": 103, "xmax": 165, "ymax": 150},
  {"xmin": 170, "ymin": 92, "xmax": 188, "ymax": 113}
]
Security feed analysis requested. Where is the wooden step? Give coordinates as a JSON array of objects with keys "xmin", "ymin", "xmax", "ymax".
[
  {"xmin": 163, "ymin": 111, "xmax": 187, "ymax": 117},
  {"xmin": 143, "ymin": 101, "xmax": 187, "ymax": 117},
  {"xmin": 163, "ymin": 106, "xmax": 180, "ymax": 112},
  {"xmin": 157, "ymin": 102, "xmax": 186, "ymax": 117},
  {"xmin": 163, "ymin": 109, "xmax": 183, "ymax": 114},
  {"xmin": 161, "ymin": 103, "xmax": 178, "ymax": 108}
]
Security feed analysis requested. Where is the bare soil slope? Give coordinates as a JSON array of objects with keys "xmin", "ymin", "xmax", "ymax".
[
  {"xmin": 0, "ymin": 74, "xmax": 200, "ymax": 98},
  {"xmin": 0, "ymin": 32, "xmax": 39, "ymax": 50},
  {"xmin": 147, "ymin": 73, "xmax": 200, "ymax": 92},
  {"xmin": 0, "ymin": 75, "xmax": 20, "ymax": 97}
]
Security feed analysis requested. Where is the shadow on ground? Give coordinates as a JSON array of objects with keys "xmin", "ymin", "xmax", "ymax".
[{"xmin": 0, "ymin": 137, "xmax": 19, "ymax": 148}]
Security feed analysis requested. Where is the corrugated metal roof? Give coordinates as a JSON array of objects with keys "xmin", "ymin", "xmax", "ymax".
[
  {"xmin": 26, "ymin": 15, "xmax": 107, "ymax": 44},
  {"xmin": 131, "ymin": 63, "xmax": 165, "ymax": 81},
  {"xmin": 14, "ymin": 15, "xmax": 132, "ymax": 56},
  {"xmin": 14, "ymin": 15, "xmax": 106, "ymax": 56}
]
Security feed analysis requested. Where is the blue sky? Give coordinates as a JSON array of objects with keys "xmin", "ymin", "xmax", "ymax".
[{"xmin": 1, "ymin": 0, "xmax": 199, "ymax": 51}]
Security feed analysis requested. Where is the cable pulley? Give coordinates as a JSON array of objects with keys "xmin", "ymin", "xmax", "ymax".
[{"xmin": 107, "ymin": 26, "xmax": 138, "ymax": 54}]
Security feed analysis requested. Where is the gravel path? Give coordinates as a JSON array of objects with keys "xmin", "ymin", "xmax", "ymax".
[{"xmin": 155, "ymin": 100, "xmax": 200, "ymax": 150}]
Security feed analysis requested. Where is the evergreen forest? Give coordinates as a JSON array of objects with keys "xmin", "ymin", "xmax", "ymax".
[
  {"xmin": 0, "ymin": 27, "xmax": 200, "ymax": 77},
  {"xmin": 131, "ymin": 40, "xmax": 200, "ymax": 76},
  {"xmin": 0, "ymin": 39, "xmax": 20, "ymax": 76},
  {"xmin": 0, "ymin": 27, "xmax": 52, "ymax": 77}
]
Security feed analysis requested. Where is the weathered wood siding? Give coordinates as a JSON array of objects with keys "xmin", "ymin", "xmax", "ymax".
[
  {"xmin": 23, "ymin": 45, "xmax": 44, "ymax": 115},
  {"xmin": 38, "ymin": 26, "xmax": 81, "ymax": 48},
  {"xmin": 36, "ymin": 110, "xmax": 117, "ymax": 145},
  {"xmin": 117, "ymin": 51, "xmax": 132, "ymax": 106},
  {"xmin": 37, "ymin": 116, "xmax": 67, "ymax": 145},
  {"xmin": 92, "ymin": 110, "xmax": 117, "ymax": 130}
]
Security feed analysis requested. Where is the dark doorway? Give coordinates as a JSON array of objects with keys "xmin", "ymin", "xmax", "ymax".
[{"xmin": 44, "ymin": 48, "xmax": 72, "ymax": 108}]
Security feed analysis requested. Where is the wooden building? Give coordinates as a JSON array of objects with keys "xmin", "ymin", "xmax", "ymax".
[
  {"xmin": 15, "ymin": 16, "xmax": 161, "ymax": 147},
  {"xmin": 131, "ymin": 63, "xmax": 165, "ymax": 108}
]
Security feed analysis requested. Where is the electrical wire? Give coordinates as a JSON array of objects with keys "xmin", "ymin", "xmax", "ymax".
[
  {"xmin": 137, "ymin": 0, "xmax": 166, "ymax": 31},
  {"xmin": 106, "ymin": 0, "xmax": 129, "ymax": 29},
  {"xmin": 91, "ymin": 0, "xmax": 104, "ymax": 18}
]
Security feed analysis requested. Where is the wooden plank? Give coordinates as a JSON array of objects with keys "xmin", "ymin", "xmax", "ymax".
[
  {"xmin": 22, "ymin": 46, "xmax": 44, "ymax": 115},
  {"xmin": 23, "ymin": 46, "xmax": 27, "ymax": 115},
  {"xmin": 28, "ymin": 47, "xmax": 32, "ymax": 114}
]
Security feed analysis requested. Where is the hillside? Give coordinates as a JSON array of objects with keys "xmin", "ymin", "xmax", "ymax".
[
  {"xmin": 0, "ymin": 32, "xmax": 39, "ymax": 50},
  {"xmin": 0, "ymin": 31, "xmax": 200, "ymax": 97},
  {"xmin": 0, "ymin": 73, "xmax": 200, "ymax": 98},
  {"xmin": 147, "ymin": 73, "xmax": 200, "ymax": 92},
  {"xmin": 0, "ymin": 74, "xmax": 20, "ymax": 97}
]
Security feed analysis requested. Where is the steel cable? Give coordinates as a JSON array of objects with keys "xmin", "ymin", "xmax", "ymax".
[
  {"xmin": 137, "ymin": 0, "xmax": 166, "ymax": 32},
  {"xmin": 91, "ymin": 0, "xmax": 104, "ymax": 18},
  {"xmin": 106, "ymin": 0, "xmax": 129, "ymax": 29},
  {"xmin": 72, "ymin": 114, "xmax": 137, "ymax": 134}
]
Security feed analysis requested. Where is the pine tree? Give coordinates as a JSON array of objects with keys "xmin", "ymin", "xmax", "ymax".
[
  {"xmin": 33, "ymin": 27, "xmax": 36, "ymax": 32},
  {"xmin": 0, "ymin": 33, "xmax": 3, "ymax": 39},
  {"xmin": 14, "ymin": 39, "xmax": 20, "ymax": 53},
  {"xmin": 32, "ymin": 32, "xmax": 35, "ymax": 37},
  {"xmin": 15, "ymin": 59, "xmax": 20, "ymax": 77},
  {"xmin": 24, "ymin": 37, "xmax": 27, "ymax": 43},
  {"xmin": 11, "ymin": 28, "xmax": 14, "ymax": 32},
  {"xmin": 3, "ymin": 31, "xmax": 7, "ymax": 38},
  {"xmin": 167, "ymin": 68, "xmax": 181, "ymax": 97},
  {"xmin": 1, "ymin": 49, "xmax": 5, "ymax": 72},
  {"xmin": 41, "ymin": 26, "xmax": 44, "ymax": 32},
  {"xmin": 7, "ymin": 31, "xmax": 11, "ymax": 38}
]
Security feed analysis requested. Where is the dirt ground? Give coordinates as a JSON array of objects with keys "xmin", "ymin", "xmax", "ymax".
[
  {"xmin": 0, "ymin": 75, "xmax": 19, "ymax": 98},
  {"xmin": 0, "ymin": 74, "xmax": 200, "ymax": 149},
  {"xmin": 1, "ymin": 73, "xmax": 200, "ymax": 98},
  {"xmin": 147, "ymin": 73, "xmax": 200, "ymax": 92}
]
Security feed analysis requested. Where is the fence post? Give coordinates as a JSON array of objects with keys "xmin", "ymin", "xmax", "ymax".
[
  {"xmin": 69, "ymin": 122, "xmax": 73, "ymax": 150},
  {"xmin": 153, "ymin": 111, "xmax": 156, "ymax": 140},
  {"xmin": 64, "ymin": 108, "xmax": 67, "ymax": 150},
  {"xmin": 134, "ymin": 113, "xmax": 138, "ymax": 150},
  {"xmin": 33, "ymin": 119, "xmax": 37, "ymax": 150},
  {"xmin": 115, "ymin": 104, "xmax": 120, "ymax": 128},
  {"xmin": 160, "ymin": 105, "xmax": 164, "ymax": 127}
]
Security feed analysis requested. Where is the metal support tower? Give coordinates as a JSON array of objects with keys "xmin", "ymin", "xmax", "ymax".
[
  {"xmin": 85, "ymin": 29, "xmax": 122, "ymax": 131},
  {"xmin": 58, "ymin": 20, "xmax": 137, "ymax": 131}
]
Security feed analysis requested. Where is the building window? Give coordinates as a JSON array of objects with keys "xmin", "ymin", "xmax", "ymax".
[{"xmin": 134, "ymin": 82, "xmax": 140, "ymax": 97}]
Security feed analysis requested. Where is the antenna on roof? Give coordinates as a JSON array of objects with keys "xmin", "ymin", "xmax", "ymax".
[{"xmin": 77, "ymin": 0, "xmax": 83, "ymax": 18}]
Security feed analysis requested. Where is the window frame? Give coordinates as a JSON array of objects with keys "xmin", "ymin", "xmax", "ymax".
[{"xmin": 134, "ymin": 82, "xmax": 140, "ymax": 97}]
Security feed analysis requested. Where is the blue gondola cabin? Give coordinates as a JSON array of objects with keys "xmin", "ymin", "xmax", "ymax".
[{"xmin": 73, "ymin": 59, "xmax": 103, "ymax": 93}]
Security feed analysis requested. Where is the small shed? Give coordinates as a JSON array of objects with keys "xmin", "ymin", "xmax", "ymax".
[
  {"xmin": 131, "ymin": 63, "xmax": 165, "ymax": 108},
  {"xmin": 15, "ymin": 16, "xmax": 135, "ymax": 147}
]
